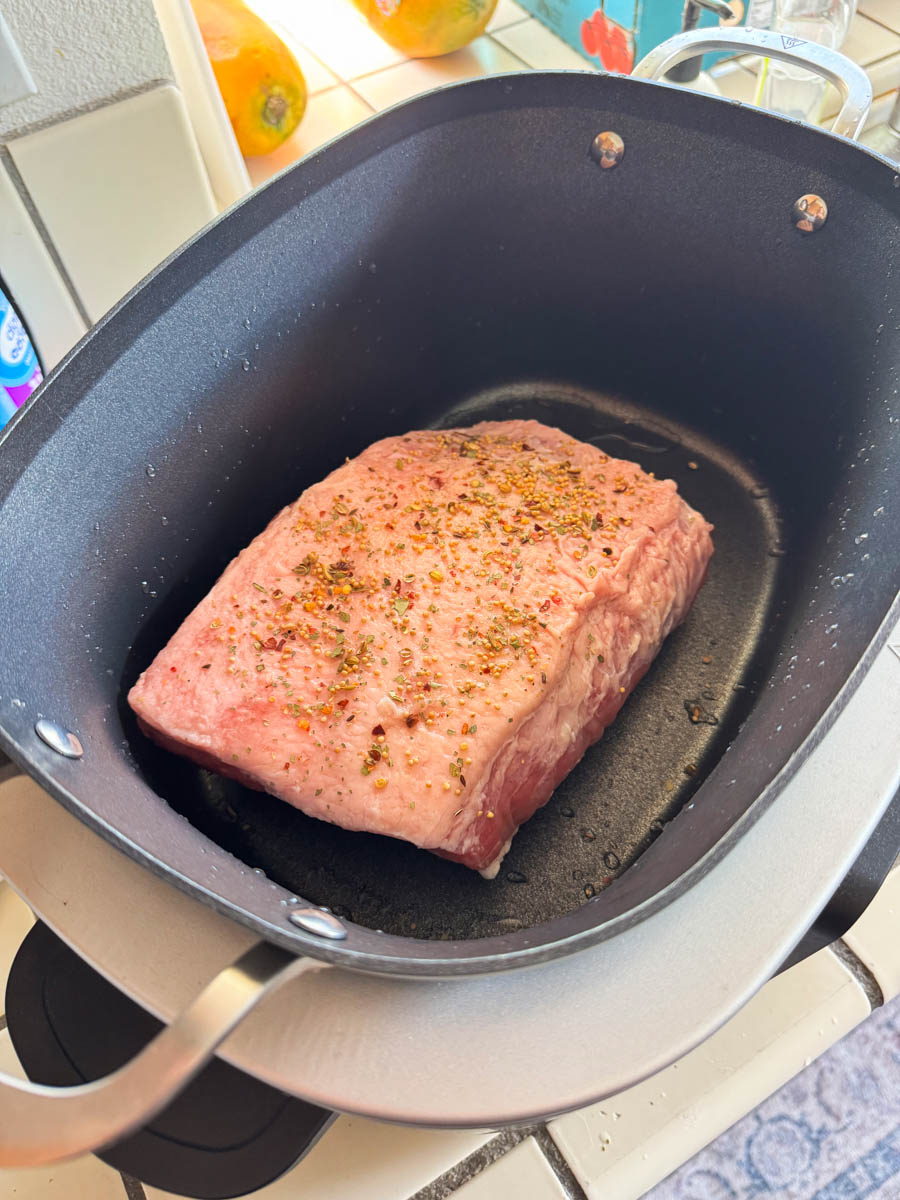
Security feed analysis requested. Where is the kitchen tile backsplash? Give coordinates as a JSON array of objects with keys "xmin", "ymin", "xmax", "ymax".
[
  {"xmin": 8, "ymin": 85, "xmax": 216, "ymax": 322},
  {"xmin": 0, "ymin": 168, "xmax": 87, "ymax": 375},
  {"xmin": 0, "ymin": 0, "xmax": 173, "ymax": 141}
]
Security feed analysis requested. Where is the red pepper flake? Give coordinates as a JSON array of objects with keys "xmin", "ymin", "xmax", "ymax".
[
  {"xmin": 540, "ymin": 600, "xmax": 551, "ymax": 612},
  {"xmin": 170, "ymin": 666, "xmax": 177, "ymax": 672},
  {"xmin": 283, "ymin": 762, "xmax": 290, "ymax": 770},
  {"xmin": 371, "ymin": 723, "xmax": 386, "ymax": 737},
  {"xmin": 336, "ymin": 698, "xmax": 350, "ymax": 709}
]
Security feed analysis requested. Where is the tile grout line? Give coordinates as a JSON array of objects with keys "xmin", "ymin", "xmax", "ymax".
[
  {"xmin": 336, "ymin": 34, "xmax": 531, "ymax": 90},
  {"xmin": 831, "ymin": 937, "xmax": 885, "ymax": 1010},
  {"xmin": 120, "ymin": 1172, "xmax": 148, "ymax": 1200},
  {"xmin": 0, "ymin": 147, "xmax": 93, "ymax": 328},
  {"xmin": 487, "ymin": 15, "xmax": 532, "ymax": 35},
  {"xmin": 408, "ymin": 1127, "xmax": 533, "ymax": 1199},
  {"xmin": 861, "ymin": 13, "xmax": 900, "ymax": 37},
  {"xmin": 407, "ymin": 1122, "xmax": 589, "ymax": 1199},
  {"xmin": 342, "ymin": 78, "xmax": 380, "ymax": 114},
  {"xmin": 531, "ymin": 1125, "xmax": 590, "ymax": 1199},
  {"xmin": 0, "ymin": 78, "xmax": 173, "ymax": 144},
  {"xmin": 296, "ymin": 42, "xmax": 346, "ymax": 99}
]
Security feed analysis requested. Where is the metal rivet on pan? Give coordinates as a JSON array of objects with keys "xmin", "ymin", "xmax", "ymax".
[
  {"xmin": 34, "ymin": 719, "xmax": 83, "ymax": 759},
  {"xmin": 288, "ymin": 907, "xmax": 348, "ymax": 940},
  {"xmin": 793, "ymin": 193, "xmax": 828, "ymax": 232},
  {"xmin": 590, "ymin": 131, "xmax": 625, "ymax": 170}
]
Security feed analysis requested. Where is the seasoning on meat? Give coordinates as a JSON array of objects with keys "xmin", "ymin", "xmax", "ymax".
[{"xmin": 128, "ymin": 419, "xmax": 714, "ymax": 876}]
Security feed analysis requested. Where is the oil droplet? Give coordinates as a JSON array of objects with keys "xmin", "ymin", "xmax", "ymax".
[
  {"xmin": 145, "ymin": 464, "xmax": 156, "ymax": 478},
  {"xmin": 855, "ymin": 532, "xmax": 869, "ymax": 543},
  {"xmin": 243, "ymin": 317, "xmax": 251, "ymax": 329},
  {"xmin": 161, "ymin": 516, "xmax": 169, "ymax": 526},
  {"xmin": 140, "ymin": 581, "xmax": 150, "ymax": 593},
  {"xmin": 873, "ymin": 506, "xmax": 885, "ymax": 517},
  {"xmin": 368, "ymin": 262, "xmax": 377, "ymax": 274},
  {"xmin": 241, "ymin": 358, "xmax": 250, "ymax": 371}
]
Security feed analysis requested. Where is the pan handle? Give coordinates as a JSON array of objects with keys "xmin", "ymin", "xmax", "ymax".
[
  {"xmin": 632, "ymin": 26, "xmax": 872, "ymax": 141},
  {"xmin": 0, "ymin": 938, "xmax": 309, "ymax": 1167}
]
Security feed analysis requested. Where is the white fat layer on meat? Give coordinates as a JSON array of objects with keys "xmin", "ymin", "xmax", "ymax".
[{"xmin": 479, "ymin": 836, "xmax": 514, "ymax": 880}]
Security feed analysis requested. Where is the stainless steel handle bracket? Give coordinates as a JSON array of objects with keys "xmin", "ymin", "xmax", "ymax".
[
  {"xmin": 633, "ymin": 26, "xmax": 873, "ymax": 141},
  {"xmin": 0, "ymin": 938, "xmax": 310, "ymax": 1167}
]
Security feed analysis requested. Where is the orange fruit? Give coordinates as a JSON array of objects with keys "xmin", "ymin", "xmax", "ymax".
[
  {"xmin": 353, "ymin": 0, "xmax": 498, "ymax": 57},
  {"xmin": 192, "ymin": 0, "xmax": 307, "ymax": 156}
]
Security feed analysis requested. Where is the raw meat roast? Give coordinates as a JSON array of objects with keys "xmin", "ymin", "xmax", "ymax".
[{"xmin": 129, "ymin": 420, "xmax": 713, "ymax": 875}]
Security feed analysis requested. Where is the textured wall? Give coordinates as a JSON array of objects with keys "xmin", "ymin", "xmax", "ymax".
[{"xmin": 0, "ymin": 0, "xmax": 173, "ymax": 139}]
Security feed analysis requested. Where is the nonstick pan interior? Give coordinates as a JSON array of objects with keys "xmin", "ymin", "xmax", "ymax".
[
  {"xmin": 1, "ymin": 71, "xmax": 897, "ymax": 972},
  {"xmin": 124, "ymin": 383, "xmax": 781, "ymax": 941}
]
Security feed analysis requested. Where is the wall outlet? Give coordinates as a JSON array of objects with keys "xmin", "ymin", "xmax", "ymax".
[{"xmin": 0, "ymin": 9, "xmax": 37, "ymax": 110}]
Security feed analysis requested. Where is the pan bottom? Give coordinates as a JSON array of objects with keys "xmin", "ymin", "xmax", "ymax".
[{"xmin": 126, "ymin": 383, "xmax": 782, "ymax": 941}]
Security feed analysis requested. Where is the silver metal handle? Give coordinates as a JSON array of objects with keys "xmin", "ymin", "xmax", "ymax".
[
  {"xmin": 0, "ymin": 939, "xmax": 308, "ymax": 1167},
  {"xmin": 633, "ymin": 26, "xmax": 872, "ymax": 141}
]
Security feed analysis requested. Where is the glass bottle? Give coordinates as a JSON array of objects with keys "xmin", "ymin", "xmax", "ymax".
[{"xmin": 759, "ymin": 0, "xmax": 857, "ymax": 124}]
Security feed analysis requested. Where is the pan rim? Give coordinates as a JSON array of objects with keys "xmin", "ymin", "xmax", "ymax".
[{"xmin": 1, "ymin": 69, "xmax": 899, "ymax": 976}]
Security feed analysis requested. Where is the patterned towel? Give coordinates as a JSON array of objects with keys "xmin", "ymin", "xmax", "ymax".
[{"xmin": 647, "ymin": 994, "xmax": 900, "ymax": 1199}]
